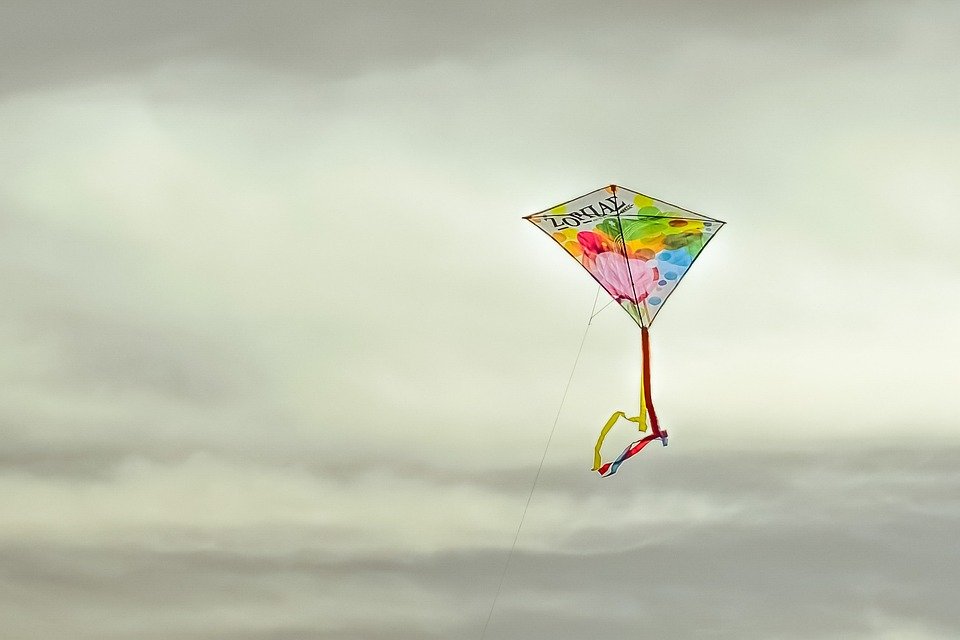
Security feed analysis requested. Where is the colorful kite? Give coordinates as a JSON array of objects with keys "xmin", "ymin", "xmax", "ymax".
[{"xmin": 524, "ymin": 185, "xmax": 725, "ymax": 477}]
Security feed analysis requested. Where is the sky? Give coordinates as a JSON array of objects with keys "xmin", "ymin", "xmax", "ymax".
[{"xmin": 1, "ymin": 1, "xmax": 959, "ymax": 638}]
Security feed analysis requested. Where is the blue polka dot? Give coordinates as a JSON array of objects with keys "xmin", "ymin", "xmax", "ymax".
[
  {"xmin": 658, "ymin": 279, "xmax": 667, "ymax": 286},
  {"xmin": 649, "ymin": 297, "xmax": 661, "ymax": 305},
  {"xmin": 665, "ymin": 272, "xmax": 678, "ymax": 280}
]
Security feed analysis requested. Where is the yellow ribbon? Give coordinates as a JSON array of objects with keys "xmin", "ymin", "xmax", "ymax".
[
  {"xmin": 591, "ymin": 341, "xmax": 649, "ymax": 471},
  {"xmin": 636, "ymin": 352, "xmax": 648, "ymax": 428},
  {"xmin": 592, "ymin": 411, "xmax": 648, "ymax": 471}
]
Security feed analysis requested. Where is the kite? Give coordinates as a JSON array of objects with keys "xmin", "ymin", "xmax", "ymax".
[{"xmin": 524, "ymin": 184, "xmax": 725, "ymax": 477}]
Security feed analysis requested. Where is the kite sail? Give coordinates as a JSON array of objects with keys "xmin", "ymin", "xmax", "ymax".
[{"xmin": 524, "ymin": 184, "xmax": 724, "ymax": 476}]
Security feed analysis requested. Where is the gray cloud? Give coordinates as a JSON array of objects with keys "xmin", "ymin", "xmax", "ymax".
[
  {"xmin": 2, "ymin": 447, "xmax": 959, "ymax": 639},
  {"xmin": 3, "ymin": 0, "xmax": 956, "ymax": 96}
]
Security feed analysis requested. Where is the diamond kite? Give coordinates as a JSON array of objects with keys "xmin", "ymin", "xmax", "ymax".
[{"xmin": 524, "ymin": 184, "xmax": 725, "ymax": 476}]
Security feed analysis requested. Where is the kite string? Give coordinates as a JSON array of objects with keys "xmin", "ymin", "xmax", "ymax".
[
  {"xmin": 589, "ymin": 297, "xmax": 616, "ymax": 321},
  {"xmin": 478, "ymin": 287, "xmax": 600, "ymax": 640}
]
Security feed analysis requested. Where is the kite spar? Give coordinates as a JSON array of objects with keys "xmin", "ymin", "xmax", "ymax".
[{"xmin": 525, "ymin": 184, "xmax": 725, "ymax": 476}]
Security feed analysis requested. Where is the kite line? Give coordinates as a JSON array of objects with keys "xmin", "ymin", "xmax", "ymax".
[{"xmin": 478, "ymin": 287, "xmax": 601, "ymax": 640}]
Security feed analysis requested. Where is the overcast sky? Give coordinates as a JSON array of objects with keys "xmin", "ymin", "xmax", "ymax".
[{"xmin": 1, "ymin": 1, "xmax": 959, "ymax": 639}]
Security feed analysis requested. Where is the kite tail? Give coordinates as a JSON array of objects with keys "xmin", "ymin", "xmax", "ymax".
[
  {"xmin": 641, "ymin": 326, "xmax": 665, "ymax": 444},
  {"xmin": 592, "ymin": 326, "xmax": 667, "ymax": 477}
]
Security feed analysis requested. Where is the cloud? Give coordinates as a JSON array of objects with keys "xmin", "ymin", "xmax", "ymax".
[
  {"xmin": 3, "ymin": 0, "xmax": 957, "ymax": 97},
  {"xmin": 1, "ymin": 1, "xmax": 959, "ymax": 638},
  {"xmin": 1, "ymin": 446, "xmax": 959, "ymax": 638}
]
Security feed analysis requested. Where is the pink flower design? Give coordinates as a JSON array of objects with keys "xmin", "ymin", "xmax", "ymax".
[
  {"xmin": 592, "ymin": 251, "xmax": 659, "ymax": 303},
  {"xmin": 577, "ymin": 230, "xmax": 615, "ymax": 258}
]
